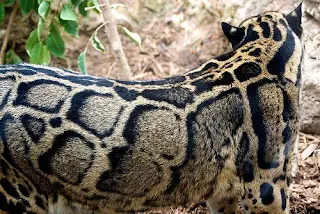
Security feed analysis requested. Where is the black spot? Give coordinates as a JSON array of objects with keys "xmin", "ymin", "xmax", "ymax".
[
  {"xmin": 216, "ymin": 52, "xmax": 235, "ymax": 61},
  {"xmin": 192, "ymin": 79, "xmax": 212, "ymax": 94},
  {"xmin": 248, "ymin": 193, "xmax": 253, "ymax": 199},
  {"xmin": 287, "ymin": 177, "xmax": 292, "ymax": 186},
  {"xmin": 18, "ymin": 184, "xmax": 30, "ymax": 197},
  {"xmin": 249, "ymin": 48, "xmax": 262, "ymax": 57},
  {"xmin": 229, "ymin": 198, "xmax": 234, "ymax": 204},
  {"xmin": 13, "ymin": 79, "xmax": 71, "ymax": 113},
  {"xmin": 114, "ymin": 86, "xmax": 138, "ymax": 101},
  {"xmin": 0, "ymin": 191, "xmax": 8, "ymax": 211},
  {"xmin": 283, "ymin": 158, "xmax": 289, "ymax": 172},
  {"xmin": 234, "ymin": 62, "xmax": 261, "ymax": 82},
  {"xmin": 296, "ymin": 55, "xmax": 302, "ymax": 87},
  {"xmin": 22, "ymin": 199, "xmax": 30, "ymax": 207},
  {"xmin": 252, "ymin": 198, "xmax": 257, "ymax": 204},
  {"xmin": 188, "ymin": 70, "xmax": 207, "ymax": 79},
  {"xmin": 265, "ymin": 14, "xmax": 273, "ymax": 19},
  {"xmin": 212, "ymin": 72, "xmax": 234, "ymax": 86},
  {"xmin": 244, "ymin": 205, "xmax": 249, "ymax": 210},
  {"xmin": 0, "ymin": 160, "xmax": 9, "ymax": 176},
  {"xmin": 0, "ymin": 89, "xmax": 11, "ymax": 111},
  {"xmin": 203, "ymin": 62, "xmax": 219, "ymax": 71},
  {"xmin": 222, "ymin": 138, "xmax": 231, "ymax": 147},
  {"xmin": 141, "ymin": 87, "xmax": 194, "ymax": 108},
  {"xmin": 218, "ymin": 208, "xmax": 224, "ymax": 212},
  {"xmin": 282, "ymin": 88, "xmax": 296, "ymax": 150},
  {"xmin": 236, "ymin": 132, "xmax": 250, "ymax": 164},
  {"xmin": 6, "ymin": 201, "xmax": 27, "ymax": 213},
  {"xmin": 192, "ymin": 72, "xmax": 233, "ymax": 94},
  {"xmin": 273, "ymin": 25, "xmax": 282, "ymax": 41},
  {"xmin": 117, "ymin": 75, "xmax": 186, "ymax": 86},
  {"xmin": 257, "ymin": 16, "xmax": 262, "ymax": 22},
  {"xmin": 273, "ymin": 174, "xmax": 286, "ymax": 183},
  {"xmin": 236, "ymin": 132, "xmax": 254, "ymax": 182},
  {"xmin": 0, "ymin": 178, "xmax": 19, "ymax": 198},
  {"xmin": 161, "ymin": 154, "xmax": 174, "ymax": 160},
  {"xmin": 260, "ymin": 183, "xmax": 274, "ymax": 205},
  {"xmin": 260, "ymin": 22, "xmax": 271, "ymax": 38},
  {"xmin": 241, "ymin": 46, "xmax": 253, "ymax": 52},
  {"xmin": 35, "ymin": 196, "xmax": 46, "ymax": 209},
  {"xmin": 243, "ymin": 161, "xmax": 254, "ymax": 182},
  {"xmin": 282, "ymin": 126, "xmax": 291, "ymax": 146},
  {"xmin": 50, "ymin": 117, "xmax": 62, "ymax": 128},
  {"xmin": 281, "ymin": 188, "xmax": 287, "ymax": 210},
  {"xmin": 21, "ymin": 114, "xmax": 45, "ymax": 143}
]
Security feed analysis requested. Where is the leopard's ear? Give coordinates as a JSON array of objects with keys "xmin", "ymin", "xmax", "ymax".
[
  {"xmin": 285, "ymin": 3, "xmax": 302, "ymax": 38},
  {"xmin": 221, "ymin": 22, "xmax": 245, "ymax": 49}
]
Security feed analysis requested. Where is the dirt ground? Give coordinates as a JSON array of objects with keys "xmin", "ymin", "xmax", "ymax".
[{"xmin": 2, "ymin": 0, "xmax": 319, "ymax": 213}]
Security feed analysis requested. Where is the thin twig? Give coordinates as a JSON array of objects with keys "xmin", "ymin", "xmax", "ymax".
[
  {"xmin": 98, "ymin": 0, "xmax": 132, "ymax": 80},
  {"xmin": 0, "ymin": 2, "xmax": 19, "ymax": 64}
]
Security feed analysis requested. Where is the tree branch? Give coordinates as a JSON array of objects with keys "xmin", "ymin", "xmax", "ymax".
[
  {"xmin": 98, "ymin": 0, "xmax": 132, "ymax": 80},
  {"xmin": 0, "ymin": 2, "xmax": 19, "ymax": 65}
]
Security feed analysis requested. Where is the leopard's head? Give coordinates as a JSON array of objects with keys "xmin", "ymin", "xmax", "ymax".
[{"xmin": 221, "ymin": 3, "xmax": 302, "ymax": 50}]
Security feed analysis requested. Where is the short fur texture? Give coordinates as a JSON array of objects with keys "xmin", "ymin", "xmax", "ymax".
[{"xmin": 0, "ymin": 5, "xmax": 303, "ymax": 214}]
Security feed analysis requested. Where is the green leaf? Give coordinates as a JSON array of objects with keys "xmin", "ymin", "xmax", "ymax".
[
  {"xmin": 19, "ymin": 0, "xmax": 35, "ymax": 16},
  {"xmin": 78, "ymin": 51, "xmax": 87, "ymax": 74},
  {"xmin": 37, "ymin": 18, "xmax": 45, "ymax": 40},
  {"xmin": 60, "ymin": 19, "xmax": 78, "ymax": 36},
  {"xmin": 45, "ymin": 22, "xmax": 65, "ymax": 57},
  {"xmin": 5, "ymin": 50, "xmax": 22, "ymax": 64},
  {"xmin": 4, "ymin": 0, "xmax": 15, "ymax": 7},
  {"xmin": 0, "ymin": 4, "xmax": 5, "ymax": 23},
  {"xmin": 38, "ymin": 1, "xmax": 50, "ymax": 19},
  {"xmin": 30, "ymin": 43, "xmax": 51, "ymax": 65},
  {"xmin": 60, "ymin": 4, "xmax": 77, "ymax": 21},
  {"xmin": 87, "ymin": 0, "xmax": 101, "ymax": 13},
  {"xmin": 79, "ymin": 0, "xmax": 88, "ymax": 16},
  {"xmin": 91, "ymin": 33, "xmax": 105, "ymax": 53},
  {"xmin": 121, "ymin": 27, "xmax": 142, "ymax": 50},
  {"xmin": 26, "ymin": 30, "xmax": 39, "ymax": 56},
  {"xmin": 71, "ymin": 0, "xmax": 81, "ymax": 7}
]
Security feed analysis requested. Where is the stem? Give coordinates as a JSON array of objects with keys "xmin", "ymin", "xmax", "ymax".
[
  {"xmin": 98, "ymin": 0, "xmax": 132, "ymax": 80},
  {"xmin": 0, "ymin": 2, "xmax": 19, "ymax": 65}
]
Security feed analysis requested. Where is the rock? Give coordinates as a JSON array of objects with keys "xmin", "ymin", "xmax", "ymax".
[
  {"xmin": 299, "ymin": 2, "xmax": 320, "ymax": 134},
  {"xmin": 300, "ymin": 61, "xmax": 320, "ymax": 134}
]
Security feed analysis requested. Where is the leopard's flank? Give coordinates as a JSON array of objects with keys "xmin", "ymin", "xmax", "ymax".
[{"xmin": 0, "ymin": 4, "xmax": 303, "ymax": 214}]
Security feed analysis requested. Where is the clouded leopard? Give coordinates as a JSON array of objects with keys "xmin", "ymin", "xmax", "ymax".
[{"xmin": 0, "ymin": 3, "xmax": 303, "ymax": 214}]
